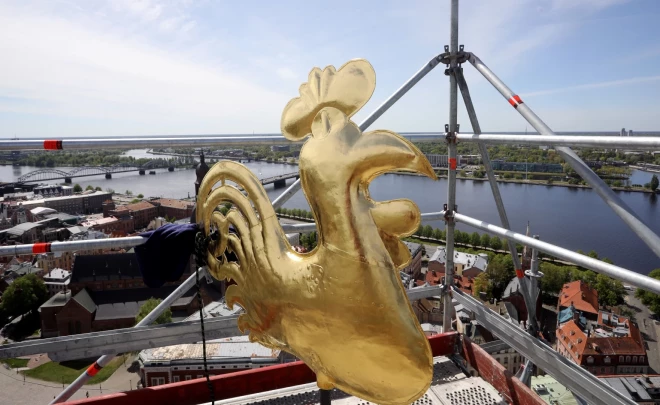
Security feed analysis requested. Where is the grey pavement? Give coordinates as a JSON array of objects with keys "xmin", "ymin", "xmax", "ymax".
[
  {"xmin": 0, "ymin": 354, "xmax": 138, "ymax": 404},
  {"xmin": 625, "ymin": 292, "xmax": 660, "ymax": 373}
]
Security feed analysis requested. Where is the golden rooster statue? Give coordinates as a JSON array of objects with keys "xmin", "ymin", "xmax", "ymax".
[{"xmin": 197, "ymin": 59, "xmax": 437, "ymax": 405}]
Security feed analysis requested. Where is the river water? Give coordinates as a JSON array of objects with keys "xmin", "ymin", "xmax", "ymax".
[{"xmin": 1, "ymin": 149, "xmax": 658, "ymax": 274}]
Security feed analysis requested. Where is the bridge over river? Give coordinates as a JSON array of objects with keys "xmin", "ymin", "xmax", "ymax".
[
  {"xmin": 15, "ymin": 164, "xmax": 299, "ymax": 189},
  {"xmin": 16, "ymin": 161, "xmax": 171, "ymax": 183}
]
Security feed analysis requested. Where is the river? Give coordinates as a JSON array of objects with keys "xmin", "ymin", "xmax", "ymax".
[{"xmin": 1, "ymin": 149, "xmax": 658, "ymax": 274}]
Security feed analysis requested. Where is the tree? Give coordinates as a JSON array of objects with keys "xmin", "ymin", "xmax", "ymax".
[
  {"xmin": 422, "ymin": 225, "xmax": 433, "ymax": 238},
  {"xmin": 490, "ymin": 236, "xmax": 503, "ymax": 250},
  {"xmin": 539, "ymin": 263, "xmax": 571, "ymax": 296},
  {"xmin": 485, "ymin": 256, "xmax": 515, "ymax": 296},
  {"xmin": 0, "ymin": 274, "xmax": 48, "ymax": 318},
  {"xmin": 125, "ymin": 190, "xmax": 133, "ymax": 196},
  {"xmin": 414, "ymin": 225, "xmax": 423, "ymax": 236},
  {"xmin": 137, "ymin": 194, "xmax": 144, "ymax": 198},
  {"xmin": 85, "ymin": 185, "xmax": 94, "ymax": 191},
  {"xmin": 473, "ymin": 273, "xmax": 491, "ymax": 298},
  {"xmin": 588, "ymin": 250, "xmax": 599, "ymax": 259},
  {"xmin": 106, "ymin": 188, "xmax": 115, "ymax": 194},
  {"xmin": 470, "ymin": 232, "xmax": 481, "ymax": 247},
  {"xmin": 636, "ymin": 269, "xmax": 660, "ymax": 315},
  {"xmin": 432, "ymin": 228, "xmax": 443, "ymax": 240},
  {"xmin": 651, "ymin": 174, "xmax": 659, "ymax": 192},
  {"xmin": 454, "ymin": 230, "xmax": 465, "ymax": 243},
  {"xmin": 480, "ymin": 234, "xmax": 491, "ymax": 249},
  {"xmin": 595, "ymin": 274, "xmax": 625, "ymax": 307},
  {"xmin": 136, "ymin": 298, "xmax": 172, "ymax": 325},
  {"xmin": 73, "ymin": 184, "xmax": 82, "ymax": 193},
  {"xmin": 95, "ymin": 187, "xmax": 102, "ymax": 191}
]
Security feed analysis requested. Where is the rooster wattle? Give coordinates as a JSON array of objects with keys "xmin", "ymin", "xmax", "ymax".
[{"xmin": 196, "ymin": 59, "xmax": 438, "ymax": 405}]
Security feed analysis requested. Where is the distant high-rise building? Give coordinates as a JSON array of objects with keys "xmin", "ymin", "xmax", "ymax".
[
  {"xmin": 620, "ymin": 128, "xmax": 626, "ymax": 137},
  {"xmin": 628, "ymin": 129, "xmax": 633, "ymax": 137}
]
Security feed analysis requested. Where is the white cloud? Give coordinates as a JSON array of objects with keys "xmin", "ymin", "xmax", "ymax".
[
  {"xmin": 551, "ymin": 0, "xmax": 629, "ymax": 12},
  {"xmin": 0, "ymin": 3, "xmax": 288, "ymax": 136}
]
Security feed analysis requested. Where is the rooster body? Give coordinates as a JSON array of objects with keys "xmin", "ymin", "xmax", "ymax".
[{"xmin": 197, "ymin": 60, "xmax": 437, "ymax": 405}]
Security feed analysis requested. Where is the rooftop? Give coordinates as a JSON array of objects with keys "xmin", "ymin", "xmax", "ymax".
[
  {"xmin": 5, "ymin": 221, "xmax": 45, "ymax": 236},
  {"xmin": 81, "ymin": 216, "xmax": 119, "ymax": 227},
  {"xmin": 559, "ymin": 280, "xmax": 599, "ymax": 315},
  {"xmin": 531, "ymin": 375, "xmax": 578, "ymax": 405},
  {"xmin": 151, "ymin": 198, "xmax": 194, "ymax": 210},
  {"xmin": 71, "ymin": 253, "xmax": 142, "ymax": 283},
  {"xmin": 429, "ymin": 247, "xmax": 488, "ymax": 272},
  {"xmin": 43, "ymin": 268, "xmax": 71, "ymax": 282},
  {"xmin": 140, "ymin": 335, "xmax": 280, "ymax": 364},
  {"xmin": 123, "ymin": 201, "xmax": 157, "ymax": 212}
]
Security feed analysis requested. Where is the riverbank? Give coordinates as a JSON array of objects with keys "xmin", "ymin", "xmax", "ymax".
[{"xmin": 388, "ymin": 170, "xmax": 658, "ymax": 194}]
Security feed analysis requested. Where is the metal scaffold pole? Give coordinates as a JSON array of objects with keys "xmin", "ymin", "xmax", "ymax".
[
  {"xmin": 454, "ymin": 69, "xmax": 538, "ymax": 333},
  {"xmin": 442, "ymin": 0, "xmax": 459, "ymax": 332},
  {"xmin": 49, "ymin": 270, "xmax": 204, "ymax": 404},
  {"xmin": 466, "ymin": 52, "xmax": 660, "ymax": 259}
]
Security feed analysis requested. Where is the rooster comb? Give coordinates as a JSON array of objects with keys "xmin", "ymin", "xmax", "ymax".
[{"xmin": 281, "ymin": 59, "xmax": 376, "ymax": 140}]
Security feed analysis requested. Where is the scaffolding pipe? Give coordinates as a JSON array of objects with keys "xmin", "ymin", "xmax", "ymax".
[
  {"xmin": 467, "ymin": 52, "xmax": 660, "ymax": 259},
  {"xmin": 455, "ymin": 68, "xmax": 537, "ymax": 331},
  {"xmin": 269, "ymin": 52, "xmax": 445, "ymax": 210},
  {"xmin": 442, "ymin": 0, "xmax": 459, "ymax": 333},
  {"xmin": 452, "ymin": 212, "xmax": 660, "ymax": 295},
  {"xmin": 50, "ymin": 270, "xmax": 203, "ymax": 404},
  {"xmin": 456, "ymin": 133, "xmax": 660, "ymax": 150},
  {"xmin": 4, "ymin": 132, "xmax": 660, "ymax": 152}
]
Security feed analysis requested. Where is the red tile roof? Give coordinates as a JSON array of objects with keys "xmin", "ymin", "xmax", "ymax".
[
  {"xmin": 152, "ymin": 198, "xmax": 194, "ymax": 210},
  {"xmin": 559, "ymin": 280, "xmax": 599, "ymax": 315},
  {"xmin": 425, "ymin": 270, "xmax": 443, "ymax": 285},
  {"xmin": 124, "ymin": 201, "xmax": 156, "ymax": 212}
]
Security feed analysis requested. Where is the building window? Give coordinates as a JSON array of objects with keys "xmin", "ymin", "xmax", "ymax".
[
  {"xmin": 640, "ymin": 357, "xmax": 645, "ymax": 363},
  {"xmin": 151, "ymin": 377, "xmax": 165, "ymax": 386},
  {"xmin": 626, "ymin": 356, "xmax": 631, "ymax": 363},
  {"xmin": 633, "ymin": 356, "xmax": 637, "ymax": 363},
  {"xmin": 604, "ymin": 356, "xmax": 611, "ymax": 364},
  {"xmin": 587, "ymin": 356, "xmax": 594, "ymax": 364},
  {"xmin": 600, "ymin": 367, "xmax": 604, "ymax": 374},
  {"xmin": 197, "ymin": 375, "xmax": 203, "ymax": 379},
  {"xmin": 619, "ymin": 356, "xmax": 624, "ymax": 363},
  {"xmin": 185, "ymin": 376, "xmax": 191, "ymax": 381}
]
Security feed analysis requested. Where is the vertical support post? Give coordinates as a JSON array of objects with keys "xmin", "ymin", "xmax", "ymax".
[
  {"xmin": 442, "ymin": 0, "xmax": 459, "ymax": 333},
  {"xmin": 320, "ymin": 389, "xmax": 332, "ymax": 405},
  {"xmin": 519, "ymin": 235, "xmax": 543, "ymax": 387},
  {"xmin": 455, "ymin": 69, "xmax": 537, "ymax": 333}
]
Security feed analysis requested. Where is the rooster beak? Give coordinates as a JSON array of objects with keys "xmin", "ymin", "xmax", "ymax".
[{"xmin": 354, "ymin": 130, "xmax": 437, "ymax": 181}]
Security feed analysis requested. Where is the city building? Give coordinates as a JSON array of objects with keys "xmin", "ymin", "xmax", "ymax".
[
  {"xmin": 502, "ymin": 277, "xmax": 542, "ymax": 326},
  {"xmin": 0, "ymin": 262, "xmax": 43, "ymax": 293},
  {"xmin": 2, "ymin": 222, "xmax": 45, "ymax": 244},
  {"xmin": 138, "ymin": 335, "xmax": 288, "ymax": 387},
  {"xmin": 428, "ymin": 247, "xmax": 488, "ymax": 278},
  {"xmin": 39, "ymin": 285, "xmax": 199, "ymax": 337},
  {"xmin": 558, "ymin": 280, "xmax": 599, "ymax": 320},
  {"xmin": 36, "ymin": 251, "xmax": 75, "ymax": 272},
  {"xmin": 108, "ymin": 201, "xmax": 157, "ymax": 230},
  {"xmin": 270, "ymin": 145, "xmax": 290, "ymax": 152},
  {"xmin": 69, "ymin": 253, "xmax": 191, "ymax": 294},
  {"xmin": 33, "ymin": 184, "xmax": 73, "ymax": 197},
  {"xmin": 491, "ymin": 160, "xmax": 563, "ymax": 173},
  {"xmin": 151, "ymin": 198, "xmax": 195, "ymax": 220},
  {"xmin": 43, "ymin": 268, "xmax": 71, "ymax": 296},
  {"xmin": 401, "ymin": 241, "xmax": 423, "ymax": 278},
  {"xmin": 80, "ymin": 216, "xmax": 134, "ymax": 234},
  {"xmin": 555, "ymin": 281, "xmax": 648, "ymax": 375},
  {"xmin": 12, "ymin": 191, "xmax": 113, "ymax": 215},
  {"xmin": 600, "ymin": 375, "xmax": 660, "ymax": 403},
  {"xmin": 531, "ymin": 375, "xmax": 579, "ymax": 405}
]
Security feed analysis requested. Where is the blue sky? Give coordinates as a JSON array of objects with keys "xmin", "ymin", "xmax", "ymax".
[{"xmin": 1, "ymin": 0, "xmax": 660, "ymax": 138}]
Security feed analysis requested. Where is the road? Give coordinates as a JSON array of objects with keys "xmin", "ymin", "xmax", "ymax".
[
  {"xmin": 625, "ymin": 292, "xmax": 660, "ymax": 373},
  {"xmin": 0, "ymin": 354, "xmax": 139, "ymax": 404}
]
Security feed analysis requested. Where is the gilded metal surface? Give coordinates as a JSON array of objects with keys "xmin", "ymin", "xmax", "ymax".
[{"xmin": 197, "ymin": 59, "xmax": 437, "ymax": 405}]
